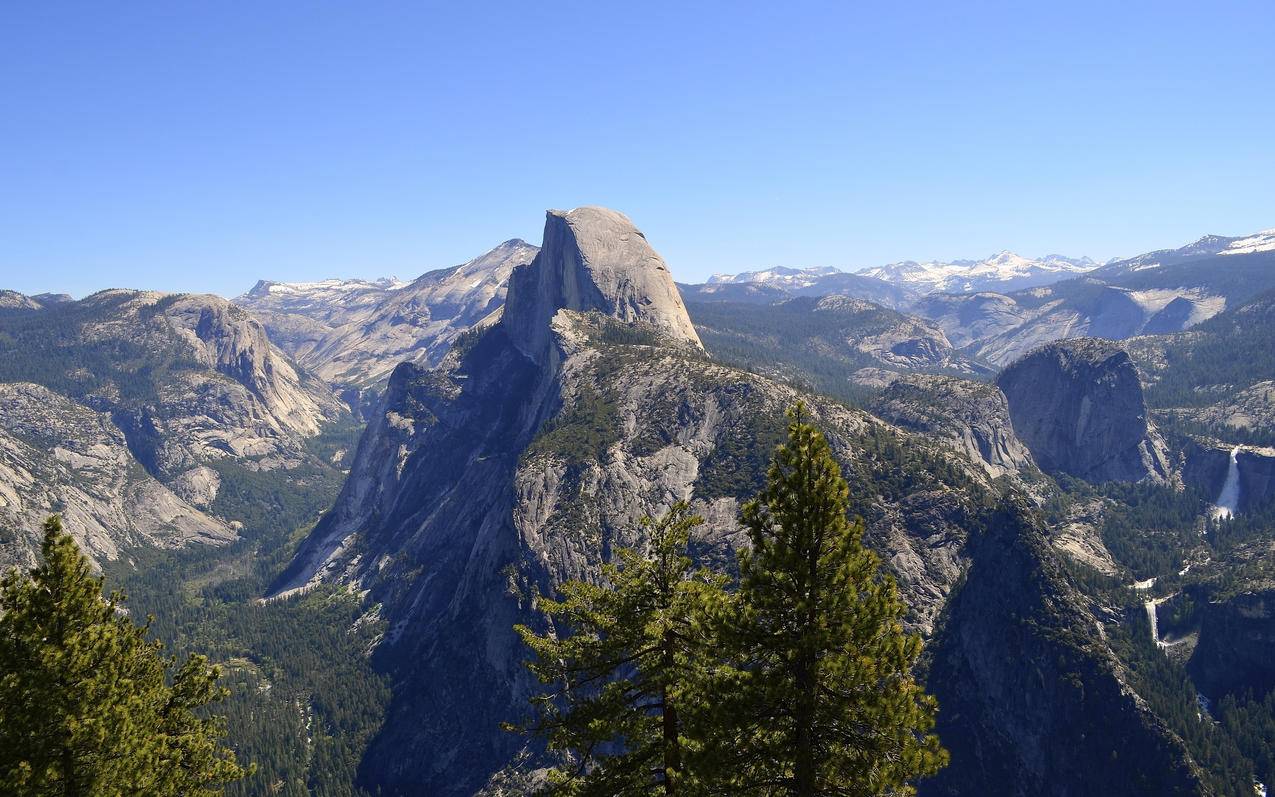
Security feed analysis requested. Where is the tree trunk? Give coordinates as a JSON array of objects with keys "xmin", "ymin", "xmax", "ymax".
[
  {"xmin": 793, "ymin": 492, "xmax": 820, "ymax": 797},
  {"xmin": 794, "ymin": 643, "xmax": 816, "ymax": 795},
  {"xmin": 662, "ymin": 630, "xmax": 681, "ymax": 795}
]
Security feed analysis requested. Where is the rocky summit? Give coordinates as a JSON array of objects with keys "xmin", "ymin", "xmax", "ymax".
[
  {"xmin": 502, "ymin": 206, "xmax": 703, "ymax": 361},
  {"xmin": 996, "ymin": 338, "xmax": 1171, "ymax": 484}
]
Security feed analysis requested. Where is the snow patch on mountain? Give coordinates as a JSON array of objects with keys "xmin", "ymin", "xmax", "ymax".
[
  {"xmin": 1221, "ymin": 229, "xmax": 1275, "ymax": 256},
  {"xmin": 857, "ymin": 251, "xmax": 1098, "ymax": 295},
  {"xmin": 248, "ymin": 277, "xmax": 405, "ymax": 298},
  {"xmin": 706, "ymin": 265, "xmax": 840, "ymax": 288}
]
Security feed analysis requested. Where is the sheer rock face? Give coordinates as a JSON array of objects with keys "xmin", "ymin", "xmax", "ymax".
[
  {"xmin": 872, "ymin": 374, "xmax": 1034, "ymax": 478},
  {"xmin": 924, "ymin": 500, "xmax": 1209, "ymax": 796},
  {"xmin": 0, "ymin": 383, "xmax": 234, "ymax": 568},
  {"xmin": 1190, "ymin": 589, "xmax": 1275, "ymax": 700},
  {"xmin": 273, "ymin": 208, "xmax": 984, "ymax": 795},
  {"xmin": 502, "ymin": 207, "xmax": 702, "ymax": 362},
  {"xmin": 273, "ymin": 319, "xmax": 981, "ymax": 795},
  {"xmin": 996, "ymin": 338, "xmax": 1171, "ymax": 484}
]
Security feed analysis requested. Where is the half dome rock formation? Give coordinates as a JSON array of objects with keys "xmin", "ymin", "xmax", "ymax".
[
  {"xmin": 502, "ymin": 206, "xmax": 703, "ymax": 361},
  {"xmin": 996, "ymin": 338, "xmax": 1171, "ymax": 484}
]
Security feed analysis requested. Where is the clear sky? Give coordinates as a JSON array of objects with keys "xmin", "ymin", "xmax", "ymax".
[{"xmin": 3, "ymin": 1, "xmax": 1273, "ymax": 298}]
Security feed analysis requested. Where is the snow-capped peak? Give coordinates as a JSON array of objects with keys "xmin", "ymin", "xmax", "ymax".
[
  {"xmin": 706, "ymin": 266, "xmax": 841, "ymax": 286},
  {"xmin": 855, "ymin": 251, "xmax": 1096, "ymax": 295},
  {"xmin": 247, "ymin": 276, "xmax": 405, "ymax": 298}
]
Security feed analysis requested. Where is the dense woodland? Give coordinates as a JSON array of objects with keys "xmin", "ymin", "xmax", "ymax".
[
  {"xmin": 1142, "ymin": 290, "xmax": 1275, "ymax": 411},
  {"xmin": 99, "ymin": 422, "xmax": 389, "ymax": 797},
  {"xmin": 686, "ymin": 298, "xmax": 991, "ymax": 406}
]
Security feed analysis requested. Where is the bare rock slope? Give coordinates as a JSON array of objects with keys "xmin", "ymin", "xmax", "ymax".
[
  {"xmin": 872, "ymin": 373, "xmax": 1034, "ymax": 478},
  {"xmin": 0, "ymin": 290, "xmax": 346, "ymax": 562},
  {"xmin": 0, "ymin": 383, "xmax": 233, "ymax": 567}
]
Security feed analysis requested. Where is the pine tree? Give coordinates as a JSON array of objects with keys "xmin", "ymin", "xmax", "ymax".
[
  {"xmin": 511, "ymin": 502, "xmax": 727, "ymax": 795},
  {"xmin": 712, "ymin": 404, "xmax": 947, "ymax": 796},
  {"xmin": 0, "ymin": 516, "xmax": 249, "ymax": 796}
]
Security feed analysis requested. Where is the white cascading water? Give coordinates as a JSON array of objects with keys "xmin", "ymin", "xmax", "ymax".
[{"xmin": 1210, "ymin": 446, "xmax": 1242, "ymax": 521}]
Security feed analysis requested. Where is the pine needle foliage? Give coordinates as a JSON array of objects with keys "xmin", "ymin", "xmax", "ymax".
[
  {"xmin": 0, "ymin": 516, "xmax": 249, "ymax": 796},
  {"xmin": 511, "ymin": 502, "xmax": 726, "ymax": 796},
  {"xmin": 710, "ymin": 403, "xmax": 947, "ymax": 796}
]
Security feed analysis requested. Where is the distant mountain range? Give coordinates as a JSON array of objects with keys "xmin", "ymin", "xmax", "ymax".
[
  {"xmin": 235, "ymin": 240, "xmax": 539, "ymax": 399},
  {"xmin": 693, "ymin": 228, "xmax": 1275, "ymax": 304},
  {"xmin": 229, "ymin": 227, "xmax": 1275, "ymax": 402},
  {"xmin": 859, "ymin": 251, "xmax": 1099, "ymax": 295},
  {"xmin": 915, "ymin": 231, "xmax": 1275, "ymax": 366},
  {"xmin": 697, "ymin": 251, "xmax": 1099, "ymax": 302}
]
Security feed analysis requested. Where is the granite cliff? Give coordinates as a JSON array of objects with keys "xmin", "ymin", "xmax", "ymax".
[
  {"xmin": 997, "ymin": 338, "xmax": 1171, "ymax": 484},
  {"xmin": 0, "ymin": 290, "xmax": 347, "ymax": 563}
]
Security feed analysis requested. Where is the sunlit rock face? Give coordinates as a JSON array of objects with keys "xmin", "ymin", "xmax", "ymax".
[
  {"xmin": 502, "ymin": 206, "xmax": 702, "ymax": 362},
  {"xmin": 997, "ymin": 338, "xmax": 1170, "ymax": 484}
]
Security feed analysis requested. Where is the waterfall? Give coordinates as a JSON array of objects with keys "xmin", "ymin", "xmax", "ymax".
[
  {"xmin": 1144, "ymin": 599, "xmax": 1162, "ymax": 647},
  {"xmin": 1210, "ymin": 445, "xmax": 1242, "ymax": 521}
]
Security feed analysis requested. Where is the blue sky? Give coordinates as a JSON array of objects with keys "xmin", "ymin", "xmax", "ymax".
[{"xmin": 2, "ymin": 1, "xmax": 1273, "ymax": 298}]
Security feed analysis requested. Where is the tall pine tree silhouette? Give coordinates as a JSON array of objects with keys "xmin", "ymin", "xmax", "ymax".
[
  {"xmin": 712, "ymin": 403, "xmax": 947, "ymax": 796},
  {"xmin": 0, "ymin": 516, "xmax": 249, "ymax": 796}
]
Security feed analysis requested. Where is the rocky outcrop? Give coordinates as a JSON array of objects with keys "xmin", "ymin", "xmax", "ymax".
[
  {"xmin": 996, "ymin": 339, "xmax": 1171, "ymax": 484},
  {"xmin": 0, "ymin": 290, "xmax": 348, "ymax": 564},
  {"xmin": 871, "ymin": 374, "xmax": 1033, "ymax": 477},
  {"xmin": 238, "ymin": 241, "xmax": 539, "ymax": 391},
  {"xmin": 1176, "ymin": 381, "xmax": 1275, "ymax": 442},
  {"xmin": 0, "ymin": 383, "xmax": 234, "ymax": 568},
  {"xmin": 912, "ymin": 291, "xmax": 1033, "ymax": 350},
  {"xmin": 502, "ymin": 207, "xmax": 702, "ymax": 361},
  {"xmin": 924, "ymin": 498, "xmax": 1210, "ymax": 796},
  {"xmin": 0, "ymin": 290, "xmax": 44, "ymax": 310},
  {"xmin": 1, "ymin": 290, "xmax": 346, "ymax": 484}
]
